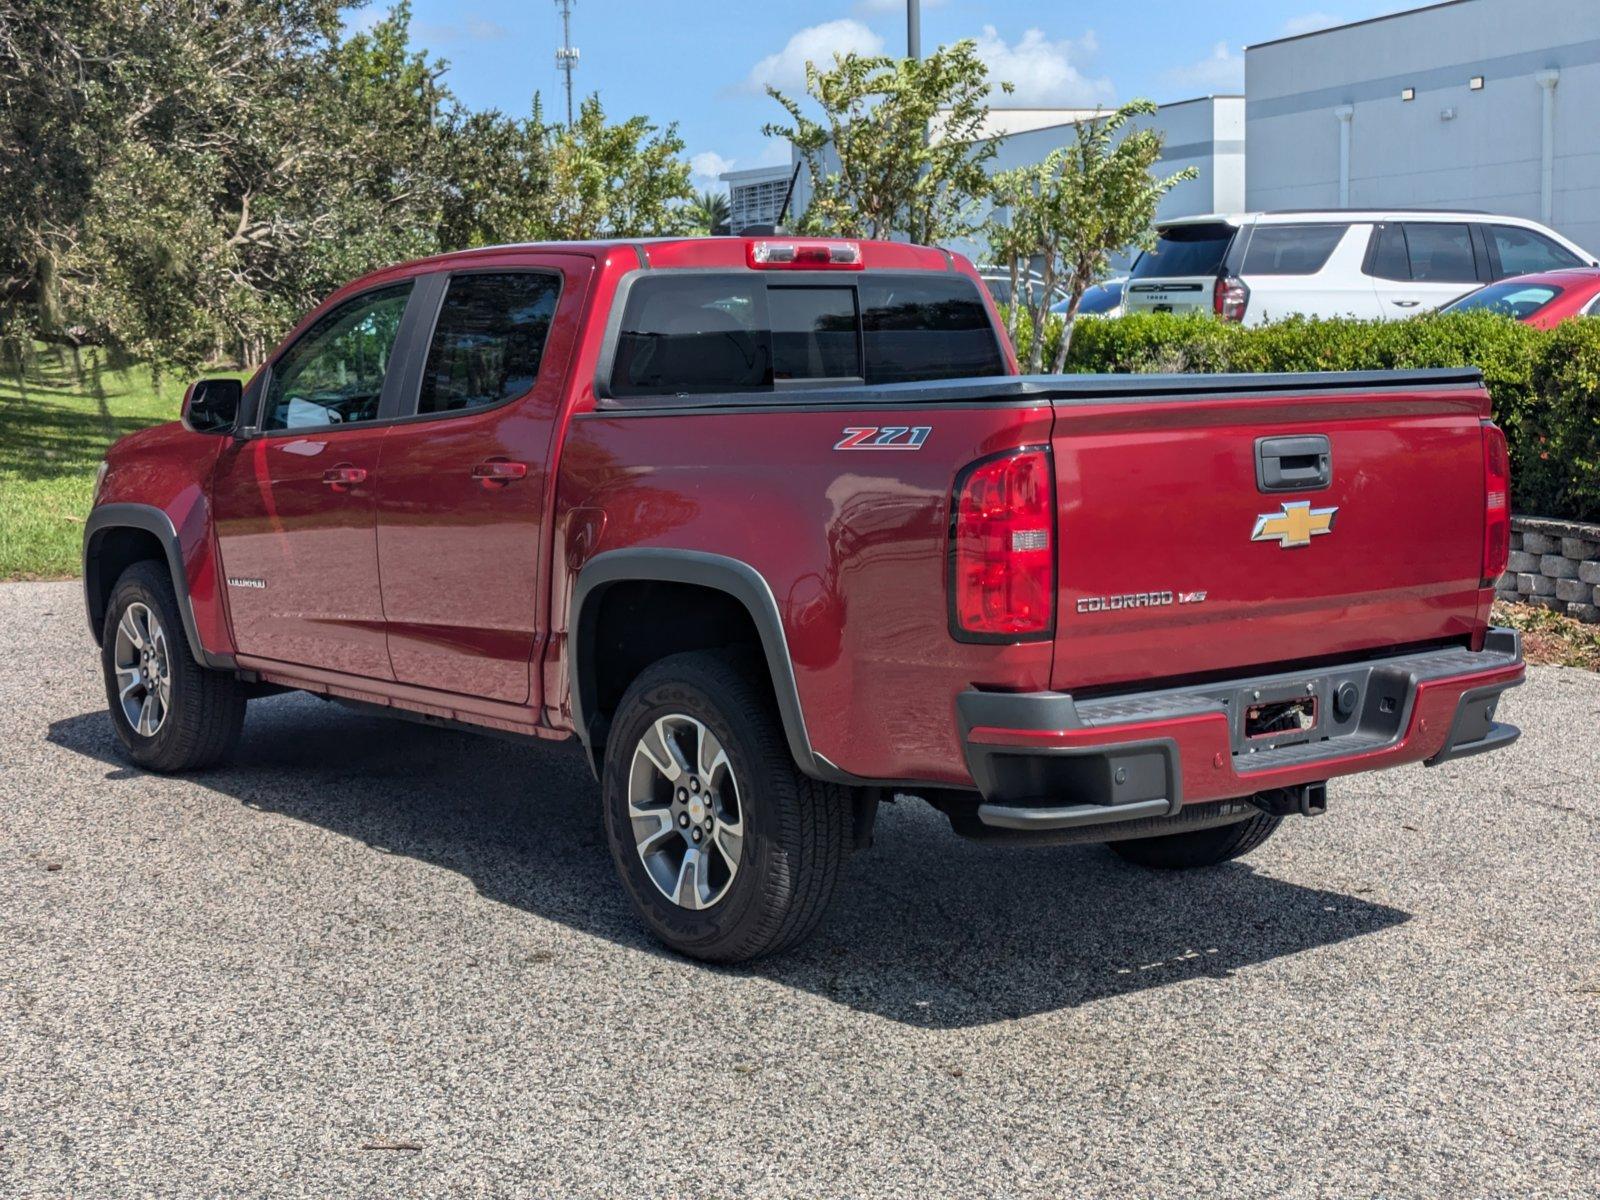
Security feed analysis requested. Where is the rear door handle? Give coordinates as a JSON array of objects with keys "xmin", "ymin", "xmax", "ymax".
[
  {"xmin": 1255, "ymin": 435, "xmax": 1332, "ymax": 493},
  {"xmin": 472, "ymin": 459, "xmax": 528, "ymax": 487},
  {"xmin": 321, "ymin": 464, "xmax": 367, "ymax": 490},
  {"xmin": 1391, "ymin": 300, "xmax": 1422, "ymax": 308}
]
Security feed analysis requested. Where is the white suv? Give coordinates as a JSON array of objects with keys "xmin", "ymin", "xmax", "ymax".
[{"xmin": 1121, "ymin": 210, "xmax": 1597, "ymax": 325}]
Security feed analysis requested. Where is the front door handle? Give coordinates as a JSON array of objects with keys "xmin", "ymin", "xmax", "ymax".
[
  {"xmin": 1391, "ymin": 299, "xmax": 1422, "ymax": 308},
  {"xmin": 472, "ymin": 459, "xmax": 528, "ymax": 487},
  {"xmin": 321, "ymin": 464, "xmax": 367, "ymax": 491}
]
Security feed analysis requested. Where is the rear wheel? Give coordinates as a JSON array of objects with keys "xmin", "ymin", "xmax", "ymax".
[
  {"xmin": 1108, "ymin": 810, "xmax": 1282, "ymax": 869},
  {"xmin": 101, "ymin": 560, "xmax": 247, "ymax": 772},
  {"xmin": 601, "ymin": 651, "xmax": 852, "ymax": 963}
]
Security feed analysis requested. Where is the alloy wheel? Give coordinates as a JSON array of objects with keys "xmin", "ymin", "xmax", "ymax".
[
  {"xmin": 627, "ymin": 714, "xmax": 744, "ymax": 910},
  {"xmin": 112, "ymin": 601, "xmax": 172, "ymax": 737}
]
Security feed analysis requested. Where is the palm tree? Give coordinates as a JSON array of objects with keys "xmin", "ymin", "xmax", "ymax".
[{"xmin": 688, "ymin": 189, "xmax": 731, "ymax": 235}]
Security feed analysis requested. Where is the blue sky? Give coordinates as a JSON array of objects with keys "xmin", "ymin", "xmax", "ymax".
[{"xmin": 352, "ymin": 0, "xmax": 1419, "ymax": 189}]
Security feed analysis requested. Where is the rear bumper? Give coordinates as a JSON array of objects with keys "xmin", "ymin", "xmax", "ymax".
[{"xmin": 958, "ymin": 630, "xmax": 1525, "ymax": 832}]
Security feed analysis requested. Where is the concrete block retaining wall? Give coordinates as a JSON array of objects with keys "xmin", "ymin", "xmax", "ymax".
[{"xmin": 1496, "ymin": 516, "xmax": 1600, "ymax": 624}]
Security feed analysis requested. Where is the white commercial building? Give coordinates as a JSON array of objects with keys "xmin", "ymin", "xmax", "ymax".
[
  {"xmin": 720, "ymin": 165, "xmax": 796, "ymax": 234},
  {"xmin": 1246, "ymin": 0, "xmax": 1600, "ymax": 254}
]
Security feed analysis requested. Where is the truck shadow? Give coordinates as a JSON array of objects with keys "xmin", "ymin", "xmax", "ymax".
[{"xmin": 48, "ymin": 694, "xmax": 1410, "ymax": 1029}]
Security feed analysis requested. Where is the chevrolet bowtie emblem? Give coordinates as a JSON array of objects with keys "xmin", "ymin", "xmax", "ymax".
[{"xmin": 1252, "ymin": 500, "xmax": 1337, "ymax": 548}]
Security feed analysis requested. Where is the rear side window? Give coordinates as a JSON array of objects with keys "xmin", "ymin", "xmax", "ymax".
[
  {"xmin": 418, "ymin": 272, "xmax": 561, "ymax": 415},
  {"xmin": 1240, "ymin": 224, "xmax": 1346, "ymax": 276},
  {"xmin": 1488, "ymin": 225, "xmax": 1581, "ymax": 276},
  {"xmin": 1129, "ymin": 224, "xmax": 1236, "ymax": 279},
  {"xmin": 860, "ymin": 277, "xmax": 1005, "ymax": 383},
  {"xmin": 608, "ymin": 273, "xmax": 1002, "ymax": 396}
]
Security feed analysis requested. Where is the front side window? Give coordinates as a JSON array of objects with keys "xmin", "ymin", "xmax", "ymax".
[
  {"xmin": 418, "ymin": 273, "xmax": 561, "ymax": 415},
  {"xmin": 1241, "ymin": 224, "xmax": 1346, "ymax": 276},
  {"xmin": 1488, "ymin": 225, "xmax": 1582, "ymax": 277},
  {"xmin": 264, "ymin": 284, "xmax": 412, "ymax": 431}
]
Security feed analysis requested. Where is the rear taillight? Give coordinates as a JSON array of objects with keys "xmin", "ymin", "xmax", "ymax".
[
  {"xmin": 748, "ymin": 240, "xmax": 863, "ymax": 269},
  {"xmin": 1214, "ymin": 275, "xmax": 1249, "ymax": 322},
  {"xmin": 1482, "ymin": 421, "xmax": 1510, "ymax": 586},
  {"xmin": 949, "ymin": 448, "xmax": 1055, "ymax": 641}
]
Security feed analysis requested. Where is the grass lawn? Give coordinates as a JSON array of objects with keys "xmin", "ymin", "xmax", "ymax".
[{"xmin": 0, "ymin": 348, "xmax": 196, "ymax": 580}]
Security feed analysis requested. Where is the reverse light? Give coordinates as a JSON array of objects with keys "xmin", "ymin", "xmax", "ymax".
[
  {"xmin": 949, "ymin": 448, "xmax": 1055, "ymax": 641},
  {"xmin": 748, "ymin": 240, "xmax": 863, "ymax": 270},
  {"xmin": 1482, "ymin": 421, "xmax": 1511, "ymax": 586},
  {"xmin": 1214, "ymin": 275, "xmax": 1250, "ymax": 322}
]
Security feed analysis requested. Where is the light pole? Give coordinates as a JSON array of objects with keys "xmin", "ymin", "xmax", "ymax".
[{"xmin": 907, "ymin": 0, "xmax": 920, "ymax": 60}]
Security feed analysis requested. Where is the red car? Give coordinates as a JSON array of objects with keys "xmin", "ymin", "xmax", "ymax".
[
  {"xmin": 84, "ymin": 236, "xmax": 1524, "ymax": 962},
  {"xmin": 1440, "ymin": 267, "xmax": 1600, "ymax": 327}
]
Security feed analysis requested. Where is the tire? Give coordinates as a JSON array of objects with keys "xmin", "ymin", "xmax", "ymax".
[
  {"xmin": 601, "ymin": 651, "xmax": 852, "ymax": 963},
  {"xmin": 101, "ymin": 560, "xmax": 247, "ymax": 772},
  {"xmin": 1108, "ymin": 810, "xmax": 1282, "ymax": 870}
]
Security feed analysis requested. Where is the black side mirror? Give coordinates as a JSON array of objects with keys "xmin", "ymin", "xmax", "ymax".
[{"xmin": 182, "ymin": 378, "xmax": 243, "ymax": 435}]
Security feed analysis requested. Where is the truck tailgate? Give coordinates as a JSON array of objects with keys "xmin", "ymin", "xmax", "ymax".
[{"xmin": 1049, "ymin": 370, "xmax": 1490, "ymax": 692}]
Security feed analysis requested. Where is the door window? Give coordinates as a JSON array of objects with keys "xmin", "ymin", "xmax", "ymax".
[
  {"xmin": 1400, "ymin": 223, "xmax": 1479, "ymax": 283},
  {"xmin": 417, "ymin": 272, "xmax": 562, "ymax": 415},
  {"xmin": 263, "ymin": 284, "xmax": 412, "ymax": 431},
  {"xmin": 1488, "ymin": 225, "xmax": 1582, "ymax": 277}
]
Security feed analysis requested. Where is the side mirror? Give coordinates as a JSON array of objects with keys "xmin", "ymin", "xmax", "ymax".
[{"xmin": 181, "ymin": 378, "xmax": 243, "ymax": 435}]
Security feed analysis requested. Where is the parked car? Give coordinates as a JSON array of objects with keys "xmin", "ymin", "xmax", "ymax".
[
  {"xmin": 1439, "ymin": 267, "xmax": 1600, "ymax": 327},
  {"xmin": 85, "ymin": 235, "xmax": 1525, "ymax": 963},
  {"xmin": 1122, "ymin": 210, "xmax": 1597, "ymax": 325},
  {"xmin": 979, "ymin": 267, "xmax": 1068, "ymax": 310},
  {"xmin": 1052, "ymin": 277, "xmax": 1126, "ymax": 318}
]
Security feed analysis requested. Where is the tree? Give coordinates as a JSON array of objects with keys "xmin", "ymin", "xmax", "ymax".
[
  {"xmin": 541, "ymin": 94, "xmax": 694, "ymax": 241},
  {"xmin": 763, "ymin": 41, "xmax": 1008, "ymax": 245},
  {"xmin": 687, "ymin": 189, "xmax": 731, "ymax": 236},
  {"xmin": 986, "ymin": 100, "xmax": 1197, "ymax": 372}
]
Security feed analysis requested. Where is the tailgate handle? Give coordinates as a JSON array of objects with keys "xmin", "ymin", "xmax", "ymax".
[{"xmin": 1255, "ymin": 435, "xmax": 1331, "ymax": 493}]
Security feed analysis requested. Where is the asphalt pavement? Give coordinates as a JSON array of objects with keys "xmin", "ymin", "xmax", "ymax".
[{"xmin": 2, "ymin": 580, "xmax": 1597, "ymax": 1198}]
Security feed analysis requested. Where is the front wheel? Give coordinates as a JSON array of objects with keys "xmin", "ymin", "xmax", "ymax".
[
  {"xmin": 1108, "ymin": 811, "xmax": 1282, "ymax": 869},
  {"xmin": 601, "ymin": 651, "xmax": 852, "ymax": 963},
  {"xmin": 101, "ymin": 560, "xmax": 248, "ymax": 772}
]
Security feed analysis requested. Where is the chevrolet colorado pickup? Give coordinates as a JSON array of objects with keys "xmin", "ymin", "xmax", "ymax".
[{"xmin": 84, "ymin": 236, "xmax": 1525, "ymax": 962}]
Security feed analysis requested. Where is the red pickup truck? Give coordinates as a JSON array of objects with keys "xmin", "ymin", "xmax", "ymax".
[{"xmin": 84, "ymin": 236, "xmax": 1525, "ymax": 962}]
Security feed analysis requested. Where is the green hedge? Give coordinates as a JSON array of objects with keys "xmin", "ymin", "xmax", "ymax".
[{"xmin": 1013, "ymin": 311, "xmax": 1596, "ymax": 522}]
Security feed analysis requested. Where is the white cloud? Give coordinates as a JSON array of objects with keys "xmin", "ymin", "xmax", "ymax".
[
  {"xmin": 413, "ymin": 15, "xmax": 510, "ymax": 44},
  {"xmin": 744, "ymin": 19, "xmax": 886, "ymax": 94},
  {"xmin": 1162, "ymin": 40, "xmax": 1245, "ymax": 93},
  {"xmin": 690, "ymin": 151, "xmax": 736, "ymax": 188},
  {"xmin": 1282, "ymin": 12, "xmax": 1341, "ymax": 36},
  {"xmin": 971, "ymin": 25, "xmax": 1113, "ymax": 107}
]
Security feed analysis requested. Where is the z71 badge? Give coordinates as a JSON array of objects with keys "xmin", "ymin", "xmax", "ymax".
[{"xmin": 833, "ymin": 426, "xmax": 931, "ymax": 451}]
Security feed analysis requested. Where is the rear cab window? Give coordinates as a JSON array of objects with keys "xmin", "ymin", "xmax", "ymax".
[{"xmin": 607, "ymin": 273, "xmax": 1004, "ymax": 399}]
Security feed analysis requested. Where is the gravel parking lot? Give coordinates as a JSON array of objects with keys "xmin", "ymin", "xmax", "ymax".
[{"xmin": 2, "ymin": 579, "xmax": 1597, "ymax": 1198}]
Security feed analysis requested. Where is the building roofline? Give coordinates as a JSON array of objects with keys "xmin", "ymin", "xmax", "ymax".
[{"xmin": 1247, "ymin": 0, "xmax": 1475, "ymax": 51}]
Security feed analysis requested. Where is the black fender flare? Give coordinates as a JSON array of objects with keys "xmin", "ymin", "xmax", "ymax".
[
  {"xmin": 83, "ymin": 503, "xmax": 234, "ymax": 670},
  {"xmin": 568, "ymin": 548, "xmax": 851, "ymax": 784}
]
